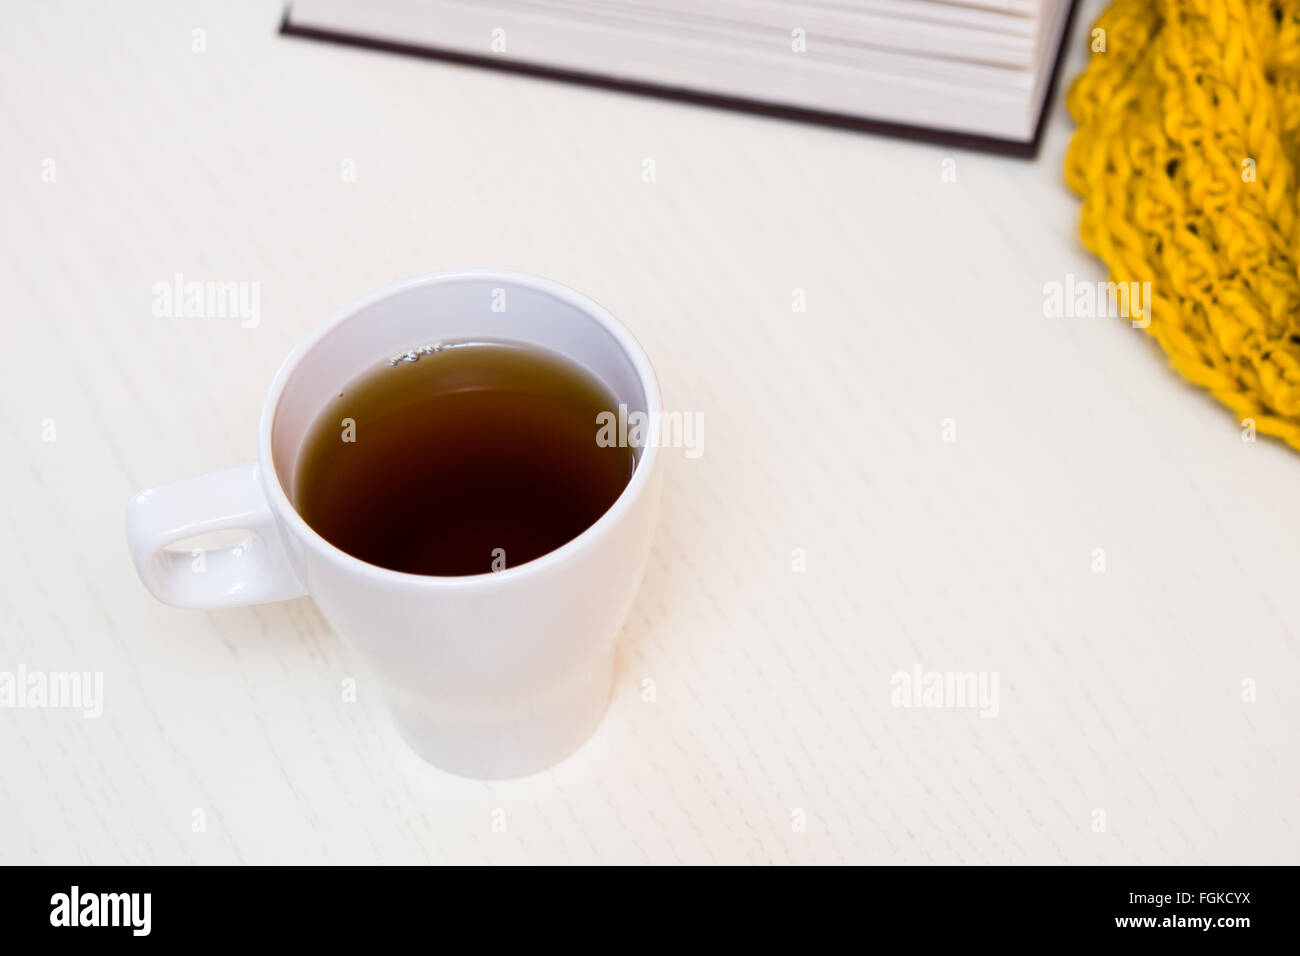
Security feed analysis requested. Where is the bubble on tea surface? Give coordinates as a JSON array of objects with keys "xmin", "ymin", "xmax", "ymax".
[{"xmin": 387, "ymin": 343, "xmax": 446, "ymax": 366}]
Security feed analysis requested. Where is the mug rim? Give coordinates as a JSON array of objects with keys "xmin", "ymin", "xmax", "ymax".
[{"xmin": 256, "ymin": 269, "xmax": 663, "ymax": 589}]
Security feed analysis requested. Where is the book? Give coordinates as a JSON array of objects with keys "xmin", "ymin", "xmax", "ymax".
[{"xmin": 282, "ymin": 0, "xmax": 1082, "ymax": 157}]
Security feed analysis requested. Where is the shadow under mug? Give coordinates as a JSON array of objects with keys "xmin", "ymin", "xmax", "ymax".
[{"xmin": 125, "ymin": 270, "xmax": 664, "ymax": 779}]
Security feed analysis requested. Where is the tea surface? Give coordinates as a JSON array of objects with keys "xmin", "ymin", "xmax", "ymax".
[{"xmin": 294, "ymin": 340, "xmax": 634, "ymax": 576}]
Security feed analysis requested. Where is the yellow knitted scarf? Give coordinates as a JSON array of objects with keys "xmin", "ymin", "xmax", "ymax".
[{"xmin": 1065, "ymin": 0, "xmax": 1300, "ymax": 448}]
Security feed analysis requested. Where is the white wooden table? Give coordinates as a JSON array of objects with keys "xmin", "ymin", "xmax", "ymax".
[{"xmin": 2, "ymin": 0, "xmax": 1296, "ymax": 864}]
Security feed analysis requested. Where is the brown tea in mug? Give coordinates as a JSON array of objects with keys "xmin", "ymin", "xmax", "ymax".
[{"xmin": 294, "ymin": 340, "xmax": 635, "ymax": 576}]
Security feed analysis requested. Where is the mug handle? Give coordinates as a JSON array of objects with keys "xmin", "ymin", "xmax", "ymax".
[{"xmin": 125, "ymin": 463, "xmax": 307, "ymax": 608}]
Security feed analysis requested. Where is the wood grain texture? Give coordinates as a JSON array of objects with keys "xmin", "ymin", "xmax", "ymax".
[{"xmin": 0, "ymin": 0, "xmax": 1295, "ymax": 865}]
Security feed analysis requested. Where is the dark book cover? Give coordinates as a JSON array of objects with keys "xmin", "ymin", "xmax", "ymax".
[{"xmin": 280, "ymin": 1, "xmax": 1082, "ymax": 159}]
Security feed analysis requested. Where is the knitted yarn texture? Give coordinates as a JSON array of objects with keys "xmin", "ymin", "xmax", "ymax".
[{"xmin": 1065, "ymin": 0, "xmax": 1300, "ymax": 447}]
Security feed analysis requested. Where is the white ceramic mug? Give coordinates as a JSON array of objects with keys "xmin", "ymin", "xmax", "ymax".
[{"xmin": 125, "ymin": 270, "xmax": 663, "ymax": 779}]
